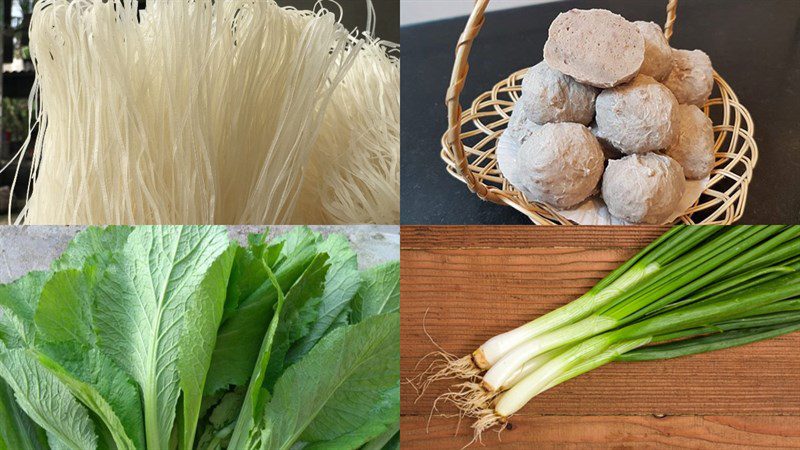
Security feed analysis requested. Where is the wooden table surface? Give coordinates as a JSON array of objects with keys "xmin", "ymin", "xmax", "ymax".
[{"xmin": 400, "ymin": 226, "xmax": 800, "ymax": 449}]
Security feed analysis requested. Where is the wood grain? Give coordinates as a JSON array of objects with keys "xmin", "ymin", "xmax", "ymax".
[
  {"xmin": 400, "ymin": 226, "xmax": 800, "ymax": 448},
  {"xmin": 401, "ymin": 415, "xmax": 800, "ymax": 449}
]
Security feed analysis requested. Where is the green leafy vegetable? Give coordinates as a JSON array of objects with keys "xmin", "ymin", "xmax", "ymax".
[
  {"xmin": 178, "ymin": 244, "xmax": 237, "ymax": 450},
  {"xmin": 227, "ymin": 264, "xmax": 287, "ymax": 449},
  {"xmin": 0, "ymin": 271, "xmax": 49, "ymax": 347},
  {"xmin": 263, "ymin": 253, "xmax": 330, "ymax": 391},
  {"xmin": 36, "ymin": 345, "xmax": 143, "ymax": 450},
  {"xmin": 0, "ymin": 343, "xmax": 97, "ymax": 450},
  {"xmin": 0, "ymin": 225, "xmax": 399, "ymax": 450},
  {"xmin": 258, "ymin": 313, "xmax": 400, "ymax": 449},
  {"xmin": 351, "ymin": 261, "xmax": 400, "ymax": 322},
  {"xmin": 35, "ymin": 270, "xmax": 94, "ymax": 346},
  {"xmin": 205, "ymin": 229, "xmax": 319, "ymax": 396},
  {"xmin": 286, "ymin": 235, "xmax": 359, "ymax": 364},
  {"xmin": 361, "ymin": 420, "xmax": 400, "ymax": 450},
  {"xmin": 51, "ymin": 227, "xmax": 133, "ymax": 272},
  {"xmin": 0, "ymin": 377, "xmax": 48, "ymax": 450},
  {"xmin": 93, "ymin": 226, "xmax": 232, "ymax": 450}
]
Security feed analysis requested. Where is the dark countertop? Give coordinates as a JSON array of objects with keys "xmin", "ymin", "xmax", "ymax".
[
  {"xmin": 400, "ymin": 0, "xmax": 800, "ymax": 225},
  {"xmin": 287, "ymin": 0, "xmax": 399, "ymax": 43}
]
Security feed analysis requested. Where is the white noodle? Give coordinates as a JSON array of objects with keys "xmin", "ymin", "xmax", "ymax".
[
  {"xmin": 294, "ymin": 33, "xmax": 400, "ymax": 224},
  {"xmin": 11, "ymin": 0, "xmax": 396, "ymax": 225}
]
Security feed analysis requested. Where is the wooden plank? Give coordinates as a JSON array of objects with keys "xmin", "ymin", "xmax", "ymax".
[
  {"xmin": 400, "ymin": 226, "xmax": 800, "ymax": 447},
  {"xmin": 401, "ymin": 415, "xmax": 800, "ymax": 449}
]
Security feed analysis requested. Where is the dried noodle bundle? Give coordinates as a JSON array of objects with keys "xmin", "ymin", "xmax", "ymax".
[
  {"xmin": 9, "ymin": 0, "xmax": 398, "ymax": 224},
  {"xmin": 294, "ymin": 22, "xmax": 400, "ymax": 224}
]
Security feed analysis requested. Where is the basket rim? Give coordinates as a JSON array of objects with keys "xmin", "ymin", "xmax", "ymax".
[{"xmin": 441, "ymin": 72, "xmax": 758, "ymax": 225}]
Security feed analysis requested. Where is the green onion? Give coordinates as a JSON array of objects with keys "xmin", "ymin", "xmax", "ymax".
[
  {"xmin": 620, "ymin": 320, "xmax": 800, "ymax": 362},
  {"xmin": 482, "ymin": 227, "xmax": 793, "ymax": 392},
  {"xmin": 423, "ymin": 226, "xmax": 800, "ymax": 440},
  {"xmin": 472, "ymin": 225, "xmax": 720, "ymax": 369},
  {"xmin": 493, "ymin": 271, "xmax": 800, "ymax": 417}
]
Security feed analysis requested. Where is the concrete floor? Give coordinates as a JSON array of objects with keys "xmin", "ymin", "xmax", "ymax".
[{"xmin": 0, "ymin": 225, "xmax": 399, "ymax": 284}]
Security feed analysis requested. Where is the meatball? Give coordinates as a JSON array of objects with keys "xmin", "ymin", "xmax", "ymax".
[
  {"xmin": 544, "ymin": 9, "xmax": 644, "ymax": 88},
  {"xmin": 665, "ymin": 104, "xmax": 715, "ymax": 179},
  {"xmin": 506, "ymin": 101, "xmax": 542, "ymax": 145},
  {"xmin": 662, "ymin": 49, "xmax": 714, "ymax": 106},
  {"xmin": 595, "ymin": 75, "xmax": 679, "ymax": 154},
  {"xmin": 634, "ymin": 21, "xmax": 673, "ymax": 81},
  {"xmin": 602, "ymin": 152, "xmax": 686, "ymax": 224},
  {"xmin": 503, "ymin": 122, "xmax": 605, "ymax": 209},
  {"xmin": 519, "ymin": 61, "xmax": 598, "ymax": 125}
]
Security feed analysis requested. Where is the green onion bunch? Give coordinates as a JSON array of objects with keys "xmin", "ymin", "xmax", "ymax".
[{"xmin": 421, "ymin": 226, "xmax": 800, "ymax": 442}]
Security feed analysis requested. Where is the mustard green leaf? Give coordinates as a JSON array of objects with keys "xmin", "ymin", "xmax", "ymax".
[
  {"xmin": 286, "ymin": 234, "xmax": 360, "ymax": 364},
  {"xmin": 93, "ymin": 226, "xmax": 231, "ymax": 450},
  {"xmin": 228, "ymin": 265, "xmax": 287, "ymax": 449},
  {"xmin": 0, "ymin": 344, "xmax": 97, "ymax": 450},
  {"xmin": 51, "ymin": 226, "xmax": 133, "ymax": 272},
  {"xmin": 351, "ymin": 262, "xmax": 400, "ymax": 322},
  {"xmin": 258, "ymin": 313, "xmax": 399, "ymax": 450},
  {"xmin": 36, "ymin": 345, "xmax": 143, "ymax": 450},
  {"xmin": 263, "ymin": 254, "xmax": 330, "ymax": 392},
  {"xmin": 205, "ymin": 232, "xmax": 318, "ymax": 396},
  {"xmin": 300, "ymin": 386, "xmax": 399, "ymax": 449},
  {"xmin": 34, "ymin": 270, "xmax": 94, "ymax": 347},
  {"xmin": 224, "ymin": 237, "xmax": 282, "ymax": 318},
  {"xmin": 0, "ymin": 377, "xmax": 48, "ymax": 450},
  {"xmin": 362, "ymin": 422, "xmax": 400, "ymax": 450},
  {"xmin": 0, "ymin": 271, "xmax": 49, "ymax": 348},
  {"xmin": 179, "ymin": 243, "xmax": 237, "ymax": 450}
]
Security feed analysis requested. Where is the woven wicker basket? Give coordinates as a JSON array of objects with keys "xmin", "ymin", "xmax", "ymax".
[{"xmin": 441, "ymin": 0, "xmax": 757, "ymax": 225}]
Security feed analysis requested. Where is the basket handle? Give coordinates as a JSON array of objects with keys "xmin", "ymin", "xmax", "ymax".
[
  {"xmin": 444, "ymin": 0, "xmax": 679, "ymax": 201},
  {"xmin": 665, "ymin": 0, "xmax": 678, "ymax": 41}
]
